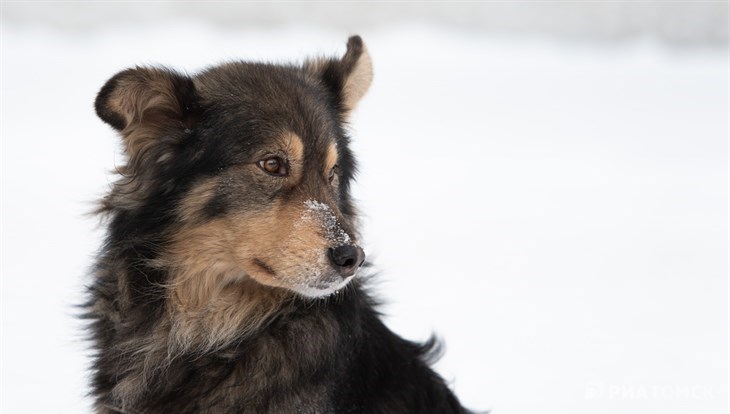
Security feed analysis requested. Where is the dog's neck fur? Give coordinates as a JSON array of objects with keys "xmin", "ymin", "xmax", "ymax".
[
  {"xmin": 90, "ymin": 247, "xmax": 363, "ymax": 413},
  {"xmin": 160, "ymin": 264, "xmax": 296, "ymax": 354}
]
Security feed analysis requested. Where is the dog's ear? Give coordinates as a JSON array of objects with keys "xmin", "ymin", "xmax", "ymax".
[
  {"xmin": 306, "ymin": 36, "xmax": 373, "ymax": 116},
  {"xmin": 95, "ymin": 67, "xmax": 200, "ymax": 158}
]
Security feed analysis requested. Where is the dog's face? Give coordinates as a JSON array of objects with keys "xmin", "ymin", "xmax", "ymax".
[{"xmin": 95, "ymin": 37, "xmax": 372, "ymax": 299}]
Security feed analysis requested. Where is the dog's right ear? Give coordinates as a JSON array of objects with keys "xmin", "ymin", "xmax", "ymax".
[{"xmin": 95, "ymin": 67, "xmax": 200, "ymax": 158}]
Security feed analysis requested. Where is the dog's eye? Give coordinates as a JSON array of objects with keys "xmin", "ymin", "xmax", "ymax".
[
  {"xmin": 329, "ymin": 165, "xmax": 339, "ymax": 183},
  {"xmin": 258, "ymin": 157, "xmax": 288, "ymax": 177}
]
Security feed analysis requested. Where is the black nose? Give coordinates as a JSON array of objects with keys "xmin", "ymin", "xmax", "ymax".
[{"xmin": 328, "ymin": 245, "xmax": 366, "ymax": 278}]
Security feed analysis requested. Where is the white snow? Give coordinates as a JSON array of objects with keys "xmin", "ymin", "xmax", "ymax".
[
  {"xmin": 302, "ymin": 199, "xmax": 352, "ymax": 246},
  {"xmin": 1, "ymin": 20, "xmax": 728, "ymax": 414}
]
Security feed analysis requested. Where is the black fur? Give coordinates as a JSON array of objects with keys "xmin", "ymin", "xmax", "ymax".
[{"xmin": 86, "ymin": 36, "xmax": 470, "ymax": 414}]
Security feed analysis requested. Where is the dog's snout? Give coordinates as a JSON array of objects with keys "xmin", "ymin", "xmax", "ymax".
[{"xmin": 328, "ymin": 245, "xmax": 365, "ymax": 278}]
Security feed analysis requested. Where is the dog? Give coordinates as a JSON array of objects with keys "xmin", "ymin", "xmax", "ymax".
[{"xmin": 87, "ymin": 36, "xmax": 470, "ymax": 414}]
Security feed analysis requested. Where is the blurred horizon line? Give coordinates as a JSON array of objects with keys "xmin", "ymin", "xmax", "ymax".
[{"xmin": 3, "ymin": 2, "xmax": 728, "ymax": 47}]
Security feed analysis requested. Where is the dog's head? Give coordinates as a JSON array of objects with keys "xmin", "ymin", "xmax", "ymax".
[{"xmin": 95, "ymin": 36, "xmax": 372, "ymax": 300}]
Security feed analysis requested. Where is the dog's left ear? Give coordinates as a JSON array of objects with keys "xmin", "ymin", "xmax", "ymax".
[{"xmin": 306, "ymin": 36, "xmax": 373, "ymax": 116}]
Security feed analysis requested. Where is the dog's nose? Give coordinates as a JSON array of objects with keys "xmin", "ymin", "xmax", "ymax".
[{"xmin": 328, "ymin": 245, "xmax": 366, "ymax": 278}]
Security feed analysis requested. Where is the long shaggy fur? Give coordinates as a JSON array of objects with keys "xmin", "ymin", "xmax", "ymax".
[{"xmin": 86, "ymin": 36, "xmax": 470, "ymax": 414}]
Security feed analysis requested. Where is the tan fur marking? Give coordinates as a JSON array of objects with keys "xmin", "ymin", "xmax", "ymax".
[
  {"xmin": 282, "ymin": 132, "xmax": 304, "ymax": 184},
  {"xmin": 177, "ymin": 177, "xmax": 219, "ymax": 223},
  {"xmin": 159, "ymin": 194, "xmax": 344, "ymax": 349},
  {"xmin": 325, "ymin": 144, "xmax": 338, "ymax": 172},
  {"xmin": 157, "ymin": 217, "xmax": 291, "ymax": 350}
]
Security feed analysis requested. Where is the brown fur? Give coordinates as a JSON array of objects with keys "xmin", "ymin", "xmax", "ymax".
[{"xmin": 88, "ymin": 36, "xmax": 470, "ymax": 414}]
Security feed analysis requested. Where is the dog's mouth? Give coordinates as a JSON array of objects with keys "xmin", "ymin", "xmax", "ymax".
[
  {"xmin": 252, "ymin": 258, "xmax": 277, "ymax": 277},
  {"xmin": 248, "ymin": 254, "xmax": 361, "ymax": 298}
]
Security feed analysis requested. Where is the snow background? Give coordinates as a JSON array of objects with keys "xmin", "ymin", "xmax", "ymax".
[{"xmin": 1, "ymin": 3, "xmax": 728, "ymax": 414}]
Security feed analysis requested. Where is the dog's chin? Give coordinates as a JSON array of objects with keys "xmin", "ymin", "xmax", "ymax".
[
  {"xmin": 291, "ymin": 275, "xmax": 356, "ymax": 299},
  {"xmin": 244, "ymin": 261, "xmax": 357, "ymax": 299}
]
